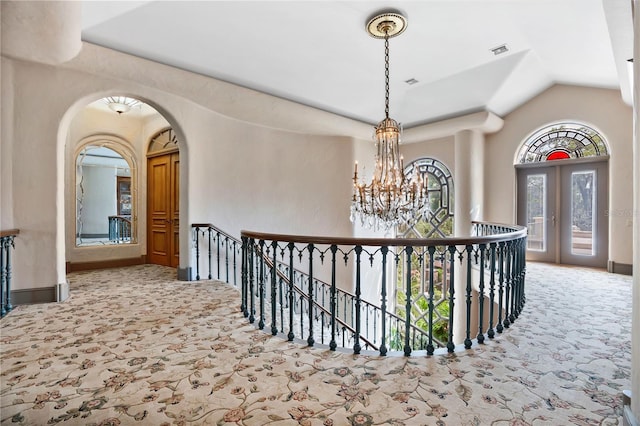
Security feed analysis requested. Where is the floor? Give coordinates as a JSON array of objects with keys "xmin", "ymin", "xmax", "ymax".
[{"xmin": 0, "ymin": 262, "xmax": 632, "ymax": 425}]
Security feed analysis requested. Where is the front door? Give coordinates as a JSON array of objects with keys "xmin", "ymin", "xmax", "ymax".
[
  {"xmin": 147, "ymin": 152, "xmax": 179, "ymax": 267},
  {"xmin": 517, "ymin": 160, "xmax": 608, "ymax": 268}
]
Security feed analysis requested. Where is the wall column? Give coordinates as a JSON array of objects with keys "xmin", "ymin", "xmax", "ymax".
[
  {"xmin": 454, "ymin": 129, "xmax": 485, "ymax": 236},
  {"xmin": 629, "ymin": 0, "xmax": 640, "ymax": 423},
  {"xmin": 1, "ymin": 1, "xmax": 82, "ymax": 65},
  {"xmin": 453, "ymin": 129, "xmax": 485, "ymax": 344}
]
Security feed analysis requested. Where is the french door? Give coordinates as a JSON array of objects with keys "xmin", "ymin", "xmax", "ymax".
[{"xmin": 516, "ymin": 160, "xmax": 608, "ymax": 268}]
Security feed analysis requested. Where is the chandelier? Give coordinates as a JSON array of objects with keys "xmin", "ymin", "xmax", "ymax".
[{"xmin": 350, "ymin": 12, "xmax": 429, "ymax": 230}]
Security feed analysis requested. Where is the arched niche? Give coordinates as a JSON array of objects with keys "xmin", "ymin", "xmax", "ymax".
[{"xmin": 74, "ymin": 136, "xmax": 138, "ymax": 246}]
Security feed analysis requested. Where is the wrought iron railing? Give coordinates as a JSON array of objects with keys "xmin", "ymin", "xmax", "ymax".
[
  {"xmin": 192, "ymin": 224, "xmax": 378, "ymax": 350},
  {"xmin": 272, "ymin": 259, "xmax": 431, "ymax": 353},
  {"xmin": 1, "ymin": 229, "xmax": 19, "ymax": 318},
  {"xmin": 191, "ymin": 222, "xmax": 527, "ymax": 356},
  {"xmin": 192, "ymin": 224, "xmax": 242, "ymax": 284},
  {"xmin": 108, "ymin": 215, "xmax": 131, "ymax": 243},
  {"xmin": 241, "ymin": 222, "xmax": 527, "ymax": 356}
]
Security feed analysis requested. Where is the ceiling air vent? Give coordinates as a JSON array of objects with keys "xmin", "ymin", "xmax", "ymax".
[
  {"xmin": 491, "ymin": 44, "xmax": 509, "ymax": 55},
  {"xmin": 405, "ymin": 78, "xmax": 419, "ymax": 85}
]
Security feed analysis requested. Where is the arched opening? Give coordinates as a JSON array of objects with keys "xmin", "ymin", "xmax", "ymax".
[
  {"xmin": 61, "ymin": 94, "xmax": 188, "ymax": 279},
  {"xmin": 514, "ymin": 122, "xmax": 610, "ymax": 268},
  {"xmin": 75, "ymin": 138, "xmax": 137, "ymax": 246}
]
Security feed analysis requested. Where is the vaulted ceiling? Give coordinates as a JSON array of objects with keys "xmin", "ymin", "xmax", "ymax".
[{"xmin": 81, "ymin": 0, "xmax": 635, "ymax": 128}]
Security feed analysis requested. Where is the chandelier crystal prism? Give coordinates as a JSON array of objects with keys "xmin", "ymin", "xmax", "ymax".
[{"xmin": 350, "ymin": 12, "xmax": 430, "ymax": 230}]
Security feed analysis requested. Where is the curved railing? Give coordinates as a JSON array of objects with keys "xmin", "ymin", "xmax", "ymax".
[
  {"xmin": 1, "ymin": 229, "xmax": 19, "ymax": 318},
  {"xmin": 192, "ymin": 224, "xmax": 381, "ymax": 349},
  {"xmin": 241, "ymin": 222, "xmax": 527, "ymax": 356}
]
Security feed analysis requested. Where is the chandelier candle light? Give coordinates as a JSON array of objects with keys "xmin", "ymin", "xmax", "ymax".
[{"xmin": 350, "ymin": 12, "xmax": 430, "ymax": 230}]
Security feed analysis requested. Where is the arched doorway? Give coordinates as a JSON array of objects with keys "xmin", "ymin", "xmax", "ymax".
[
  {"xmin": 515, "ymin": 122, "xmax": 610, "ymax": 268},
  {"xmin": 63, "ymin": 95, "xmax": 182, "ymax": 273}
]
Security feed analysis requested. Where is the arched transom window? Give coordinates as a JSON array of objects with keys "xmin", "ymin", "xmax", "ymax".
[
  {"xmin": 516, "ymin": 122, "xmax": 608, "ymax": 164},
  {"xmin": 148, "ymin": 127, "xmax": 179, "ymax": 154}
]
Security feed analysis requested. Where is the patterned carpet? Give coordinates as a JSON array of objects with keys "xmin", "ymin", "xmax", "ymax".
[{"xmin": 0, "ymin": 262, "xmax": 632, "ymax": 425}]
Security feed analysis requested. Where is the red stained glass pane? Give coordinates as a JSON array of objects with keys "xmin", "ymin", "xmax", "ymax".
[{"xmin": 547, "ymin": 151, "xmax": 570, "ymax": 161}]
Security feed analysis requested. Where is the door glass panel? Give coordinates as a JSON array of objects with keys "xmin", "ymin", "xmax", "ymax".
[
  {"xmin": 526, "ymin": 174, "xmax": 546, "ymax": 251},
  {"xmin": 571, "ymin": 171, "xmax": 595, "ymax": 256}
]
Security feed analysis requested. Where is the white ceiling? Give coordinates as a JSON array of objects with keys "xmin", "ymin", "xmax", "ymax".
[{"xmin": 81, "ymin": 0, "xmax": 635, "ymax": 129}]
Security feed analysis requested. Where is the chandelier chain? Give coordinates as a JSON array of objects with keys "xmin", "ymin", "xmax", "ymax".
[{"xmin": 384, "ymin": 32, "xmax": 390, "ymax": 119}]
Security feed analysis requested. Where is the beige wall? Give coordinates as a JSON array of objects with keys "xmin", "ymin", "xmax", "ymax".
[
  {"xmin": 400, "ymin": 136, "xmax": 455, "ymax": 176},
  {"xmin": 1, "ymin": 47, "xmax": 367, "ymax": 292}
]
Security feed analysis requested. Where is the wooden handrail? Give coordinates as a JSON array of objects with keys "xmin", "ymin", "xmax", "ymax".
[
  {"xmin": 0, "ymin": 229, "xmax": 20, "ymax": 238},
  {"xmin": 192, "ymin": 223, "xmax": 237, "ymax": 242},
  {"xmin": 241, "ymin": 221, "xmax": 526, "ymax": 247}
]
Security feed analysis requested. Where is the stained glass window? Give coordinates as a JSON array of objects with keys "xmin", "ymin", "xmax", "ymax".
[
  {"xmin": 398, "ymin": 158, "xmax": 454, "ymax": 238},
  {"xmin": 516, "ymin": 123, "xmax": 608, "ymax": 164}
]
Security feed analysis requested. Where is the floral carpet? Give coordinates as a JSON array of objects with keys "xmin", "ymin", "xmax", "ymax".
[{"xmin": 0, "ymin": 262, "xmax": 632, "ymax": 425}]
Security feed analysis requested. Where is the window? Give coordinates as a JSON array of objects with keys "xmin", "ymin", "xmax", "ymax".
[
  {"xmin": 398, "ymin": 158, "xmax": 454, "ymax": 238},
  {"xmin": 516, "ymin": 122, "xmax": 608, "ymax": 164},
  {"xmin": 393, "ymin": 158, "xmax": 454, "ymax": 349},
  {"xmin": 148, "ymin": 127, "xmax": 179, "ymax": 155}
]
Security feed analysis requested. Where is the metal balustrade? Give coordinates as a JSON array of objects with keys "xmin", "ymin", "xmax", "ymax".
[
  {"xmin": 1, "ymin": 229, "xmax": 19, "ymax": 318},
  {"xmin": 108, "ymin": 215, "xmax": 131, "ymax": 243},
  {"xmin": 192, "ymin": 222, "xmax": 527, "ymax": 356},
  {"xmin": 192, "ymin": 224, "xmax": 242, "ymax": 284}
]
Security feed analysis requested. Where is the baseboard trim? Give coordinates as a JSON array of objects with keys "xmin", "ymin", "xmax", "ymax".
[
  {"xmin": 607, "ymin": 261, "xmax": 633, "ymax": 275},
  {"xmin": 11, "ymin": 286, "xmax": 57, "ymax": 305},
  {"xmin": 66, "ymin": 256, "xmax": 146, "ymax": 273},
  {"xmin": 177, "ymin": 267, "xmax": 192, "ymax": 281},
  {"xmin": 56, "ymin": 281, "xmax": 70, "ymax": 302}
]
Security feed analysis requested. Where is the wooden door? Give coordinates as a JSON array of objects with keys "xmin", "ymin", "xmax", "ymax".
[{"xmin": 147, "ymin": 152, "xmax": 179, "ymax": 267}]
